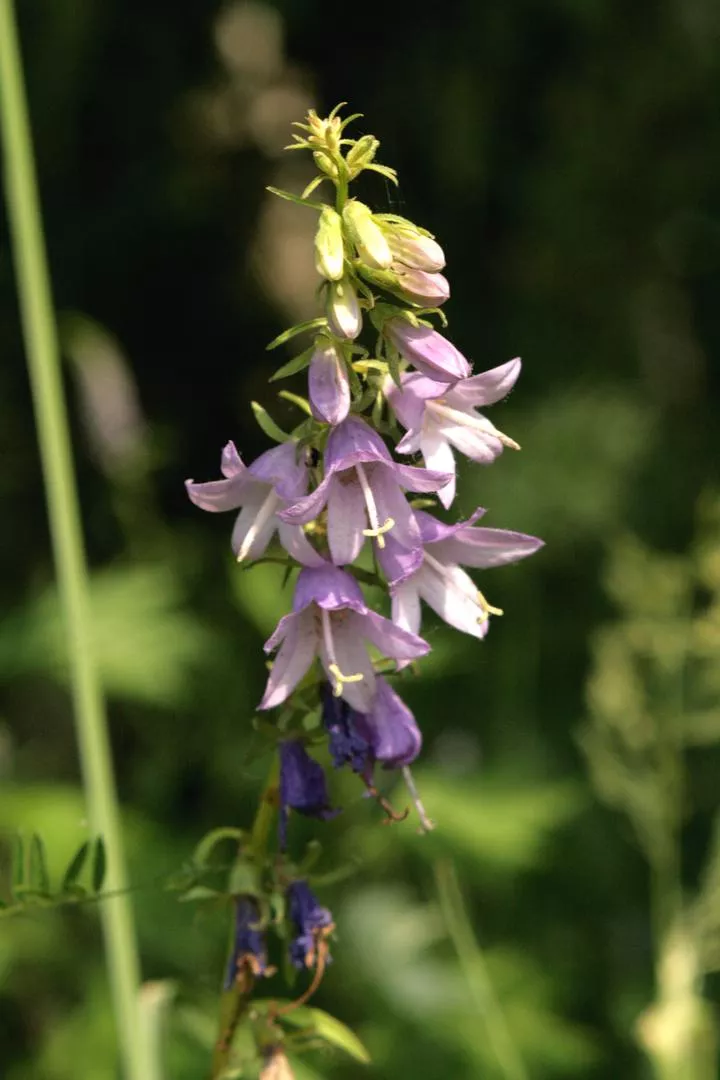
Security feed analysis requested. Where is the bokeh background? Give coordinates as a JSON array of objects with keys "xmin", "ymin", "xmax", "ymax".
[{"xmin": 2, "ymin": 1, "xmax": 720, "ymax": 1077}]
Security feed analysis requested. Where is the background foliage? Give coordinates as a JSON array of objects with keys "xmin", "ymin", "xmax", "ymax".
[{"xmin": 1, "ymin": 1, "xmax": 719, "ymax": 1077}]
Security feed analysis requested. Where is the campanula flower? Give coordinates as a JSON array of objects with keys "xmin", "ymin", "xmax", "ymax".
[
  {"xmin": 391, "ymin": 508, "xmax": 543, "ymax": 637},
  {"xmin": 321, "ymin": 677, "xmax": 421, "ymax": 774},
  {"xmin": 308, "ymin": 338, "xmax": 350, "ymax": 425},
  {"xmin": 224, "ymin": 896, "xmax": 268, "ymax": 989},
  {"xmin": 186, "ymin": 441, "xmax": 324, "ymax": 565},
  {"xmin": 387, "ymin": 358, "xmax": 521, "ymax": 507},
  {"xmin": 278, "ymin": 416, "xmax": 452, "ymax": 567},
  {"xmin": 287, "ymin": 880, "xmax": 334, "ymax": 969},
  {"xmin": 380, "ymin": 219, "xmax": 446, "ymax": 271},
  {"xmin": 278, "ymin": 740, "xmax": 336, "ymax": 850},
  {"xmin": 326, "ymin": 278, "xmax": 362, "ymax": 339},
  {"xmin": 393, "ymin": 265, "xmax": 450, "ymax": 307},
  {"xmin": 259, "ymin": 565, "xmax": 430, "ymax": 712},
  {"xmin": 384, "ymin": 317, "xmax": 471, "ymax": 382}
]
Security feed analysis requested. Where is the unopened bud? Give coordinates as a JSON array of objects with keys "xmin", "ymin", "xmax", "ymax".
[
  {"xmin": 308, "ymin": 337, "xmax": 350, "ymax": 425},
  {"xmin": 342, "ymin": 200, "xmax": 393, "ymax": 269},
  {"xmin": 313, "ymin": 150, "xmax": 338, "ymax": 179},
  {"xmin": 393, "ymin": 264, "xmax": 450, "ymax": 306},
  {"xmin": 326, "ymin": 278, "xmax": 361, "ymax": 339},
  {"xmin": 383, "ymin": 222, "xmax": 445, "ymax": 272},
  {"xmin": 314, "ymin": 207, "xmax": 344, "ymax": 281},
  {"xmin": 346, "ymin": 135, "xmax": 379, "ymax": 178}
]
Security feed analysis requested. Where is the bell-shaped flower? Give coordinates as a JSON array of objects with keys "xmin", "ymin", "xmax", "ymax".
[
  {"xmin": 391, "ymin": 508, "xmax": 543, "ymax": 638},
  {"xmin": 286, "ymin": 880, "xmax": 334, "ymax": 969},
  {"xmin": 224, "ymin": 897, "xmax": 269, "ymax": 989},
  {"xmin": 387, "ymin": 358, "xmax": 522, "ymax": 508},
  {"xmin": 186, "ymin": 440, "xmax": 324, "ymax": 566},
  {"xmin": 380, "ymin": 220, "xmax": 446, "ymax": 271},
  {"xmin": 259, "ymin": 565, "xmax": 430, "ymax": 712},
  {"xmin": 326, "ymin": 277, "xmax": 361, "ymax": 339},
  {"xmin": 278, "ymin": 740, "xmax": 336, "ymax": 851},
  {"xmin": 384, "ymin": 318, "xmax": 470, "ymax": 382},
  {"xmin": 278, "ymin": 416, "xmax": 452, "ymax": 567},
  {"xmin": 308, "ymin": 337, "xmax": 350, "ymax": 425},
  {"xmin": 321, "ymin": 677, "xmax": 421, "ymax": 775},
  {"xmin": 393, "ymin": 264, "xmax": 450, "ymax": 307}
]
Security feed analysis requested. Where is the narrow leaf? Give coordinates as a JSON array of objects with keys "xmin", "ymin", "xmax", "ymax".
[
  {"xmin": 250, "ymin": 402, "xmax": 290, "ymax": 444},
  {"xmin": 29, "ymin": 833, "xmax": 50, "ymax": 894},
  {"xmin": 266, "ymin": 318, "xmax": 328, "ymax": 351},
  {"xmin": 11, "ymin": 833, "xmax": 24, "ymax": 897},
  {"xmin": 265, "ymin": 186, "xmax": 325, "ymax": 211},
  {"xmin": 193, "ymin": 826, "xmax": 246, "ymax": 868},
  {"xmin": 269, "ymin": 348, "xmax": 313, "ymax": 383},
  {"xmin": 284, "ymin": 1007, "xmax": 371, "ymax": 1064},
  {"xmin": 62, "ymin": 840, "xmax": 91, "ymax": 891},
  {"xmin": 92, "ymin": 836, "xmax": 106, "ymax": 893},
  {"xmin": 277, "ymin": 390, "xmax": 312, "ymax": 416}
]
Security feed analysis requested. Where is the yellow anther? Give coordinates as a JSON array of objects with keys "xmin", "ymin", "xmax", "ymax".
[
  {"xmin": 476, "ymin": 589, "xmax": 504, "ymax": 625},
  {"xmin": 361, "ymin": 516, "xmax": 395, "ymax": 548},
  {"xmin": 328, "ymin": 663, "xmax": 364, "ymax": 697}
]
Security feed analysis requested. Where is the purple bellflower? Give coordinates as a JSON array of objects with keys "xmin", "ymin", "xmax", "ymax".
[
  {"xmin": 391, "ymin": 508, "xmax": 543, "ymax": 638},
  {"xmin": 387, "ymin": 358, "xmax": 522, "ymax": 508},
  {"xmin": 278, "ymin": 416, "xmax": 452, "ymax": 567},
  {"xmin": 278, "ymin": 740, "xmax": 336, "ymax": 851},
  {"xmin": 384, "ymin": 317, "xmax": 471, "ymax": 382},
  {"xmin": 186, "ymin": 440, "xmax": 324, "ymax": 566},
  {"xmin": 308, "ymin": 338, "xmax": 350, "ymax": 426},
  {"xmin": 259, "ymin": 565, "xmax": 430, "ymax": 712},
  {"xmin": 287, "ymin": 879, "xmax": 334, "ymax": 970},
  {"xmin": 321, "ymin": 677, "xmax": 421, "ymax": 775},
  {"xmin": 224, "ymin": 896, "xmax": 269, "ymax": 989},
  {"xmin": 393, "ymin": 265, "xmax": 450, "ymax": 307}
]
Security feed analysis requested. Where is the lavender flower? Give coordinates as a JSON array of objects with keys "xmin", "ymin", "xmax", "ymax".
[
  {"xmin": 308, "ymin": 338, "xmax": 350, "ymax": 425},
  {"xmin": 384, "ymin": 317, "xmax": 471, "ymax": 382},
  {"xmin": 322, "ymin": 677, "xmax": 421, "ymax": 774},
  {"xmin": 387, "ymin": 359, "xmax": 522, "ymax": 507},
  {"xmin": 224, "ymin": 896, "xmax": 268, "ymax": 989},
  {"xmin": 259, "ymin": 565, "xmax": 430, "ymax": 712},
  {"xmin": 381, "ymin": 221, "xmax": 446, "ymax": 271},
  {"xmin": 287, "ymin": 880, "xmax": 334, "ymax": 969},
  {"xmin": 391, "ymin": 508, "xmax": 543, "ymax": 638},
  {"xmin": 278, "ymin": 415, "xmax": 452, "ymax": 567},
  {"xmin": 279, "ymin": 740, "xmax": 336, "ymax": 850},
  {"xmin": 186, "ymin": 440, "xmax": 324, "ymax": 565},
  {"xmin": 393, "ymin": 265, "xmax": 450, "ymax": 307}
]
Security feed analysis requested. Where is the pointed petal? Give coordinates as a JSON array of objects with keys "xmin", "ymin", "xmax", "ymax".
[
  {"xmin": 326, "ymin": 474, "xmax": 367, "ymax": 565},
  {"xmin": 415, "ymin": 507, "xmax": 486, "ymax": 545},
  {"xmin": 361, "ymin": 609, "xmax": 430, "ymax": 661},
  {"xmin": 185, "ymin": 472, "xmax": 255, "ymax": 512},
  {"xmin": 386, "ymin": 372, "xmax": 445, "ymax": 431},
  {"xmin": 430, "ymin": 526, "xmax": 544, "ymax": 568},
  {"xmin": 375, "ymin": 531, "xmax": 424, "ymax": 588},
  {"xmin": 417, "ymin": 563, "xmax": 489, "ymax": 640},
  {"xmin": 438, "ymin": 419, "xmax": 504, "ymax": 464},
  {"xmin": 391, "ymin": 461, "xmax": 454, "ymax": 494},
  {"xmin": 320, "ymin": 615, "xmax": 376, "ymax": 712},
  {"xmin": 259, "ymin": 613, "xmax": 318, "ymax": 710},
  {"xmin": 277, "ymin": 521, "xmax": 326, "ymax": 567},
  {"xmin": 248, "ymin": 441, "xmax": 309, "ymax": 501},
  {"xmin": 221, "ymin": 441, "xmax": 246, "ymax": 479},
  {"xmin": 395, "ymin": 428, "xmax": 422, "ymax": 454},
  {"xmin": 418, "ymin": 429, "xmax": 456, "ymax": 509},
  {"xmin": 385, "ymin": 319, "xmax": 470, "ymax": 381},
  {"xmin": 391, "ymin": 581, "xmax": 422, "ymax": 634},
  {"xmin": 278, "ymin": 472, "xmax": 333, "ymax": 526},
  {"xmin": 369, "ymin": 466, "xmax": 422, "ymax": 549},
  {"xmin": 448, "ymin": 357, "xmax": 521, "ymax": 407}
]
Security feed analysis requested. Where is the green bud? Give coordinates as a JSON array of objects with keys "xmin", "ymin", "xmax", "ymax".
[
  {"xmin": 346, "ymin": 135, "xmax": 379, "ymax": 179},
  {"xmin": 313, "ymin": 150, "xmax": 338, "ymax": 179},
  {"xmin": 342, "ymin": 200, "xmax": 393, "ymax": 270},
  {"xmin": 326, "ymin": 278, "xmax": 362, "ymax": 339},
  {"xmin": 314, "ymin": 207, "xmax": 345, "ymax": 281}
]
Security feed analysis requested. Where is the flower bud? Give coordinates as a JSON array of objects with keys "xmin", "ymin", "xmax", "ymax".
[
  {"xmin": 346, "ymin": 135, "xmax": 379, "ymax": 178},
  {"xmin": 342, "ymin": 200, "xmax": 393, "ymax": 269},
  {"xmin": 382, "ymin": 222, "xmax": 446, "ymax": 272},
  {"xmin": 314, "ymin": 207, "xmax": 344, "ymax": 281},
  {"xmin": 326, "ymin": 278, "xmax": 361, "ymax": 339},
  {"xmin": 393, "ymin": 264, "xmax": 450, "ymax": 306},
  {"xmin": 308, "ymin": 337, "xmax": 350, "ymax": 425},
  {"xmin": 313, "ymin": 150, "xmax": 338, "ymax": 179},
  {"xmin": 384, "ymin": 317, "xmax": 470, "ymax": 382}
]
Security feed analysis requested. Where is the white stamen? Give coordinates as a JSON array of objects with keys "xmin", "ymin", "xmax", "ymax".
[
  {"xmin": 321, "ymin": 609, "xmax": 363, "ymax": 697},
  {"xmin": 355, "ymin": 463, "xmax": 394, "ymax": 548},
  {"xmin": 236, "ymin": 489, "xmax": 281, "ymax": 562},
  {"xmin": 402, "ymin": 766, "xmax": 435, "ymax": 832},
  {"xmin": 428, "ymin": 401, "xmax": 520, "ymax": 450}
]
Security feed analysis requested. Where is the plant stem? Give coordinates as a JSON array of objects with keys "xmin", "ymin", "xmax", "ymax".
[
  {"xmin": 0, "ymin": 5, "xmax": 147, "ymax": 1078},
  {"xmin": 434, "ymin": 858, "xmax": 529, "ymax": 1080}
]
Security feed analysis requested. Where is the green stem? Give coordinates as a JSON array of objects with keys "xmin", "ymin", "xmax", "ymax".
[
  {"xmin": 0, "ymin": 6, "xmax": 147, "ymax": 1078},
  {"xmin": 434, "ymin": 858, "xmax": 529, "ymax": 1080}
]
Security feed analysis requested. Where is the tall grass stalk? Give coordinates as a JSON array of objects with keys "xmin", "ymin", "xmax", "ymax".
[{"xmin": 0, "ymin": 4, "xmax": 149, "ymax": 1076}]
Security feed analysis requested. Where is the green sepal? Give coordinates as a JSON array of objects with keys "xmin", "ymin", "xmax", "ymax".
[
  {"xmin": 62, "ymin": 840, "xmax": 91, "ymax": 892},
  {"xmin": 265, "ymin": 186, "xmax": 325, "ymax": 211},
  {"xmin": 193, "ymin": 827, "xmax": 247, "ymax": 868},
  {"xmin": 387, "ymin": 347, "xmax": 402, "ymax": 389},
  {"xmin": 250, "ymin": 401, "xmax": 290, "ymax": 443},
  {"xmin": 301, "ymin": 175, "xmax": 329, "ymax": 199},
  {"xmin": 278, "ymin": 390, "xmax": 312, "ymax": 416},
  {"xmin": 227, "ymin": 860, "xmax": 262, "ymax": 897},
  {"xmin": 266, "ymin": 318, "xmax": 327, "ymax": 351},
  {"xmin": 177, "ymin": 885, "xmax": 224, "ymax": 904},
  {"xmin": 269, "ymin": 347, "xmax": 313, "ymax": 383}
]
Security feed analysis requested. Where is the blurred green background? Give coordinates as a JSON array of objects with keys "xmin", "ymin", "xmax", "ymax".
[{"xmin": 1, "ymin": 1, "xmax": 719, "ymax": 1077}]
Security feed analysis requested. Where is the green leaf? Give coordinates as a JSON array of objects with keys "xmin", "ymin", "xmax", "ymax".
[
  {"xmin": 91, "ymin": 836, "xmax": 106, "ymax": 893},
  {"xmin": 284, "ymin": 1007, "xmax": 371, "ymax": 1064},
  {"xmin": 266, "ymin": 318, "xmax": 328, "ymax": 351},
  {"xmin": 62, "ymin": 839, "xmax": 90, "ymax": 891},
  {"xmin": 250, "ymin": 401, "xmax": 290, "ymax": 443},
  {"xmin": 178, "ymin": 885, "xmax": 224, "ymax": 903},
  {"xmin": 277, "ymin": 390, "xmax": 312, "ymax": 416},
  {"xmin": 29, "ymin": 833, "xmax": 50, "ymax": 894},
  {"xmin": 11, "ymin": 833, "xmax": 24, "ymax": 896},
  {"xmin": 265, "ymin": 186, "xmax": 325, "ymax": 211},
  {"xmin": 193, "ymin": 826, "xmax": 246, "ymax": 868},
  {"xmin": 269, "ymin": 348, "xmax": 314, "ymax": 382}
]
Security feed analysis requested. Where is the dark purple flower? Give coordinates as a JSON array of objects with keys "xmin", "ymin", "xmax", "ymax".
[
  {"xmin": 279, "ymin": 740, "xmax": 335, "ymax": 850},
  {"xmin": 321, "ymin": 678, "xmax": 421, "ymax": 774},
  {"xmin": 321, "ymin": 683, "xmax": 373, "ymax": 773},
  {"xmin": 224, "ymin": 896, "xmax": 268, "ymax": 989},
  {"xmin": 259, "ymin": 565, "xmax": 430, "ymax": 712},
  {"xmin": 278, "ymin": 416, "xmax": 451, "ymax": 567},
  {"xmin": 287, "ymin": 879, "xmax": 334, "ymax": 969}
]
